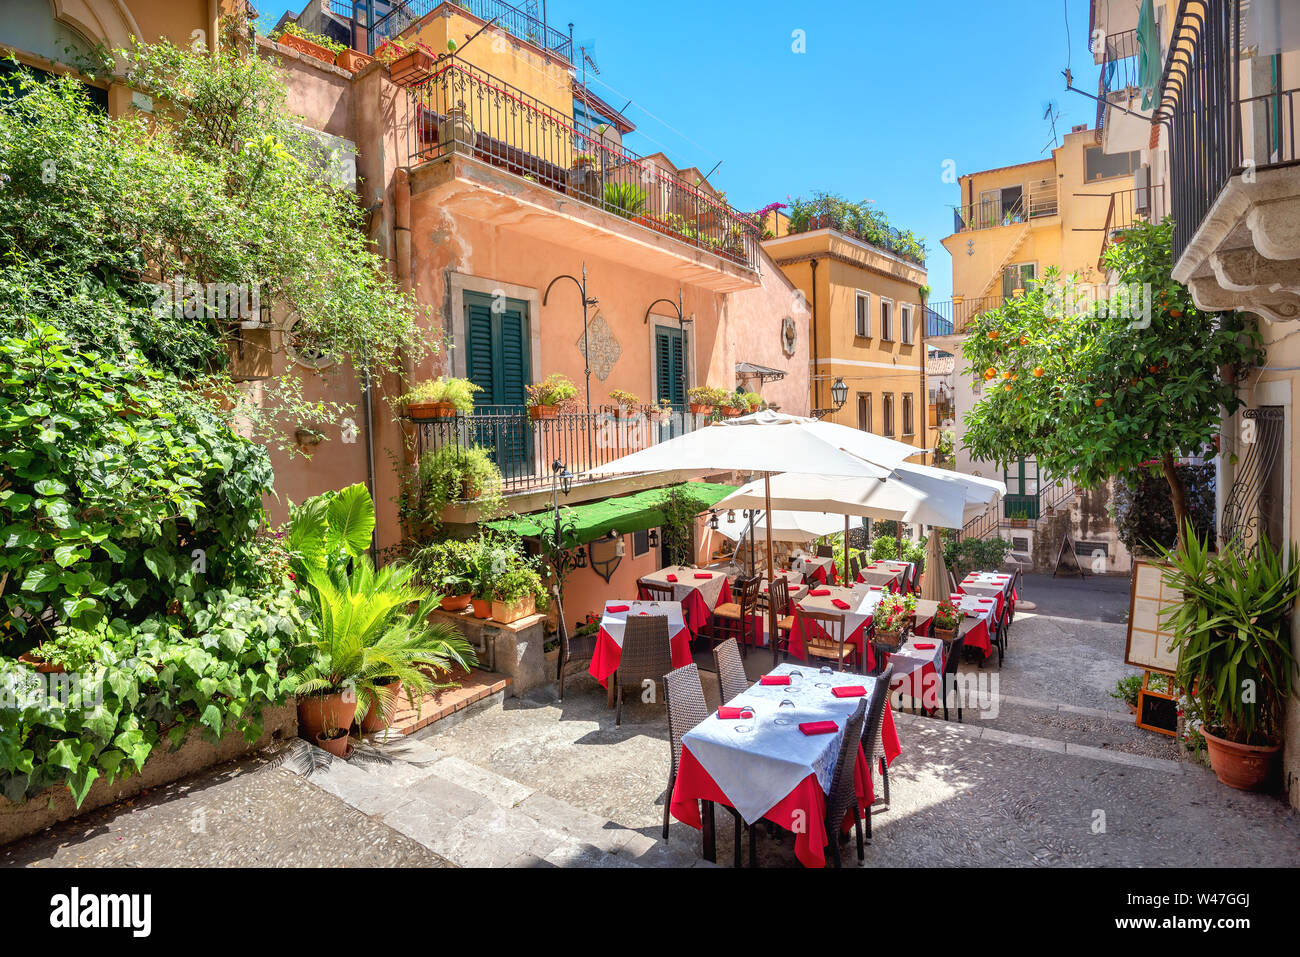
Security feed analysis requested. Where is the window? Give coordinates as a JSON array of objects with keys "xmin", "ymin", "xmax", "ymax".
[
  {"xmin": 880, "ymin": 299, "xmax": 894, "ymax": 341},
  {"xmin": 902, "ymin": 393, "xmax": 914, "ymax": 435},
  {"xmin": 855, "ymin": 292, "xmax": 871, "ymax": 337},
  {"xmin": 882, "ymin": 393, "xmax": 895, "ymax": 436},
  {"xmin": 633, "ymin": 529, "xmax": 652, "ymax": 557},
  {"xmin": 1002, "ymin": 263, "xmax": 1037, "ymax": 299},
  {"xmin": 900, "ymin": 304, "xmax": 914, "ymax": 344},
  {"xmin": 856, "ymin": 393, "xmax": 872, "ymax": 432},
  {"xmin": 1084, "ymin": 146, "xmax": 1142, "ymax": 182}
]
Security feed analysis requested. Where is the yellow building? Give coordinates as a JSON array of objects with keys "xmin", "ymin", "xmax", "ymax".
[
  {"xmin": 930, "ymin": 124, "xmax": 1165, "ymax": 571},
  {"xmin": 762, "ymin": 211, "xmax": 929, "ymax": 458}
]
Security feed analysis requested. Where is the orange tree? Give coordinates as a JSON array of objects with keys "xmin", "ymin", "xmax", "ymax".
[{"xmin": 961, "ymin": 219, "xmax": 1260, "ymax": 537}]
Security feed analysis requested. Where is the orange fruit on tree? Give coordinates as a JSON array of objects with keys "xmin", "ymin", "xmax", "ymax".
[
  {"xmin": 985, "ymin": 367, "xmax": 997, "ymax": 380},
  {"xmin": 988, "ymin": 331, "xmax": 1000, "ymax": 340},
  {"xmin": 1094, "ymin": 398, "xmax": 1105, "ymax": 407},
  {"xmin": 1032, "ymin": 367, "xmax": 1044, "ymax": 377}
]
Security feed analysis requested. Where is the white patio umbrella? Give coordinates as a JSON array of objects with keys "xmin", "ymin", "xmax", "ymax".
[
  {"xmin": 713, "ymin": 508, "xmax": 845, "ymax": 544},
  {"xmin": 586, "ymin": 411, "xmax": 919, "ymax": 665}
]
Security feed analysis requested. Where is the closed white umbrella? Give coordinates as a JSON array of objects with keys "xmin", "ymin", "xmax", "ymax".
[{"xmin": 586, "ymin": 411, "xmax": 919, "ymax": 665}]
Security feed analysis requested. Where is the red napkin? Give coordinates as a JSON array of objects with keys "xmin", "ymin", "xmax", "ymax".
[
  {"xmin": 831, "ymin": 686, "xmax": 867, "ymax": 698},
  {"xmin": 831, "ymin": 598, "xmax": 851, "ymax": 610},
  {"xmin": 809, "ymin": 588, "xmax": 831, "ymax": 597},
  {"xmin": 799, "ymin": 720, "xmax": 838, "ymax": 735},
  {"xmin": 914, "ymin": 642, "xmax": 935, "ymax": 650},
  {"xmin": 717, "ymin": 706, "xmax": 753, "ymax": 719},
  {"xmin": 607, "ymin": 604, "xmax": 630, "ymax": 613},
  {"xmin": 760, "ymin": 675, "xmax": 791, "ymax": 686},
  {"xmin": 666, "ymin": 574, "xmax": 678, "ymax": 582},
  {"xmin": 694, "ymin": 572, "xmax": 713, "ymax": 580}
]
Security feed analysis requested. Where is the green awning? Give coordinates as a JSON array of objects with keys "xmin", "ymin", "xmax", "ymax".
[{"xmin": 487, "ymin": 482, "xmax": 736, "ymax": 548}]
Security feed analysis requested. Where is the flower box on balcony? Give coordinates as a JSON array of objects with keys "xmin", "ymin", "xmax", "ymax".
[
  {"xmin": 336, "ymin": 48, "xmax": 375, "ymax": 73},
  {"xmin": 407, "ymin": 400, "xmax": 458, "ymax": 421},
  {"xmin": 388, "ymin": 48, "xmax": 435, "ymax": 86},
  {"xmin": 277, "ymin": 32, "xmax": 336, "ymax": 65},
  {"xmin": 688, "ymin": 403, "xmax": 713, "ymax": 415},
  {"xmin": 720, "ymin": 406, "xmax": 742, "ymax": 418},
  {"xmin": 529, "ymin": 404, "xmax": 559, "ymax": 421}
]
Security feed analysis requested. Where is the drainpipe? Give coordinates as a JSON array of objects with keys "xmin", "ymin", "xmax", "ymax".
[
  {"xmin": 395, "ymin": 167, "xmax": 414, "ymax": 388},
  {"xmin": 809, "ymin": 259, "xmax": 820, "ymax": 413}
]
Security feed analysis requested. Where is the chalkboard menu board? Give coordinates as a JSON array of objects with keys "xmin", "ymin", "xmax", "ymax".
[{"xmin": 1137, "ymin": 685, "xmax": 1178, "ymax": 736}]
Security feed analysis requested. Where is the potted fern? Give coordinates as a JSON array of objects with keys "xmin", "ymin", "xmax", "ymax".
[
  {"xmin": 526, "ymin": 373, "xmax": 578, "ymax": 420},
  {"xmin": 399, "ymin": 376, "xmax": 481, "ymax": 420},
  {"xmin": 1158, "ymin": 526, "xmax": 1299, "ymax": 790}
]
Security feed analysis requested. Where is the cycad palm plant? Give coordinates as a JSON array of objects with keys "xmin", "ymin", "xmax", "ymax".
[{"xmin": 295, "ymin": 556, "xmax": 478, "ymax": 728}]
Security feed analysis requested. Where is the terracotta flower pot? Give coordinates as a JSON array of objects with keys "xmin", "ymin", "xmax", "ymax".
[
  {"xmin": 360, "ymin": 680, "xmax": 402, "ymax": 734},
  {"xmin": 491, "ymin": 594, "xmax": 536, "ymax": 625},
  {"xmin": 529, "ymin": 404, "xmax": 558, "ymax": 421},
  {"xmin": 471, "ymin": 598, "xmax": 493, "ymax": 619},
  {"xmin": 277, "ymin": 32, "xmax": 336, "ymax": 65},
  {"xmin": 407, "ymin": 400, "xmax": 457, "ymax": 420},
  {"xmin": 873, "ymin": 627, "xmax": 905, "ymax": 650},
  {"xmin": 336, "ymin": 48, "xmax": 374, "ymax": 72},
  {"xmin": 1200, "ymin": 727, "xmax": 1281, "ymax": 791},
  {"xmin": 440, "ymin": 593, "xmax": 473, "ymax": 612},
  {"xmin": 315, "ymin": 729, "xmax": 353, "ymax": 759},
  {"xmin": 689, "ymin": 403, "xmax": 713, "ymax": 415},
  {"xmin": 720, "ymin": 406, "xmax": 741, "ymax": 418},
  {"xmin": 17, "ymin": 651, "xmax": 66, "ymax": 674},
  {"xmin": 933, "ymin": 626, "xmax": 957, "ymax": 644},
  {"xmin": 387, "ymin": 48, "xmax": 434, "ymax": 86},
  {"xmin": 297, "ymin": 692, "xmax": 355, "ymax": 740}
]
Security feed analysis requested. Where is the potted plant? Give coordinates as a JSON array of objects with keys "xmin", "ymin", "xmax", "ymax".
[
  {"xmin": 932, "ymin": 598, "xmax": 961, "ymax": 643},
  {"xmin": 568, "ymin": 153, "xmax": 601, "ymax": 204},
  {"xmin": 271, "ymin": 22, "xmax": 344, "ymax": 65},
  {"xmin": 336, "ymin": 47, "xmax": 375, "ymax": 73},
  {"xmin": 1008, "ymin": 505, "xmax": 1030, "ymax": 528},
  {"xmin": 384, "ymin": 40, "xmax": 436, "ymax": 85},
  {"xmin": 1110, "ymin": 673, "xmax": 1143, "ymax": 715},
  {"xmin": 872, "ymin": 592, "xmax": 915, "ymax": 650},
  {"xmin": 720, "ymin": 390, "xmax": 748, "ymax": 417},
  {"xmin": 491, "ymin": 565, "xmax": 549, "ymax": 625},
  {"xmin": 526, "ymin": 373, "xmax": 578, "ymax": 420},
  {"xmin": 651, "ymin": 397, "xmax": 675, "ymax": 422},
  {"xmin": 410, "ymin": 539, "xmax": 476, "ymax": 611},
  {"xmin": 608, "ymin": 389, "xmax": 640, "ymax": 418},
  {"xmin": 1158, "ymin": 527, "xmax": 1300, "ymax": 791},
  {"xmin": 740, "ymin": 391, "xmax": 763, "ymax": 413},
  {"xmin": 398, "ymin": 376, "xmax": 481, "ymax": 420},
  {"xmin": 687, "ymin": 385, "xmax": 715, "ymax": 415},
  {"xmin": 603, "ymin": 181, "xmax": 646, "ymax": 219}
]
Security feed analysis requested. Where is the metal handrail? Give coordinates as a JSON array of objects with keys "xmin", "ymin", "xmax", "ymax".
[
  {"xmin": 786, "ymin": 212, "xmax": 926, "ymax": 266},
  {"xmin": 950, "ymin": 179, "xmax": 1058, "ymax": 233},
  {"xmin": 363, "ymin": 0, "xmax": 573, "ymax": 60}
]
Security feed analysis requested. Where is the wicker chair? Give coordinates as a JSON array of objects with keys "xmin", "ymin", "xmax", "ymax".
[
  {"xmin": 713, "ymin": 638, "xmax": 749, "ymax": 704},
  {"xmin": 638, "ymin": 579, "xmax": 676, "ymax": 603},
  {"xmin": 795, "ymin": 606, "xmax": 858, "ymax": 671},
  {"xmin": 615, "ymin": 615, "xmax": 673, "ymax": 726},
  {"xmin": 663, "ymin": 663, "xmax": 745, "ymax": 865},
  {"xmin": 863, "ymin": 664, "xmax": 894, "ymax": 822},
  {"xmin": 553, "ymin": 587, "xmax": 597, "ymax": 703},
  {"xmin": 823, "ymin": 697, "xmax": 870, "ymax": 868},
  {"xmin": 711, "ymin": 574, "xmax": 761, "ymax": 655}
]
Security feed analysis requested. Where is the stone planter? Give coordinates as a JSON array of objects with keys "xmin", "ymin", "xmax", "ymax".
[{"xmin": 491, "ymin": 594, "xmax": 536, "ymax": 625}]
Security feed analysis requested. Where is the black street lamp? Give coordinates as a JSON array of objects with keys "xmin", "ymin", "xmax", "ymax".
[{"xmin": 831, "ymin": 377, "xmax": 849, "ymax": 409}]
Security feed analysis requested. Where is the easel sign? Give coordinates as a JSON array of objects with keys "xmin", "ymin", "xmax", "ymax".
[
  {"xmin": 1125, "ymin": 560, "xmax": 1181, "ymax": 736},
  {"xmin": 1052, "ymin": 533, "xmax": 1084, "ymax": 579}
]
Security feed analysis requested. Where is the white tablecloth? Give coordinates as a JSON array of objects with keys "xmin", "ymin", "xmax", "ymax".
[
  {"xmin": 681, "ymin": 664, "xmax": 881, "ymax": 824},
  {"xmin": 641, "ymin": 566, "xmax": 728, "ymax": 610},
  {"xmin": 796, "ymin": 584, "xmax": 883, "ymax": 640},
  {"xmin": 598, "ymin": 600, "xmax": 686, "ymax": 646},
  {"xmin": 791, "ymin": 555, "xmax": 836, "ymax": 582},
  {"xmin": 886, "ymin": 632, "xmax": 946, "ymax": 678},
  {"xmin": 960, "ymin": 572, "xmax": 1013, "ymax": 602},
  {"xmin": 957, "ymin": 593, "xmax": 998, "ymax": 629}
]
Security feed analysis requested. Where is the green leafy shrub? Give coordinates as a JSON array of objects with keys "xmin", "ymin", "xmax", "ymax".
[
  {"xmin": 409, "ymin": 538, "xmax": 479, "ymax": 596},
  {"xmin": 401, "ymin": 445, "xmax": 505, "ymax": 535},
  {"xmin": 604, "ymin": 181, "xmax": 647, "ymax": 218},
  {"xmin": 942, "ymin": 533, "xmax": 1012, "ymax": 578},
  {"xmin": 869, "ymin": 537, "xmax": 899, "ymax": 561}
]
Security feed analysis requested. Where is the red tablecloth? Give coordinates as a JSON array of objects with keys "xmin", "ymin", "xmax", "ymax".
[
  {"xmin": 671, "ymin": 706, "xmax": 900, "ymax": 868},
  {"xmin": 787, "ymin": 615, "xmax": 869, "ymax": 662},
  {"xmin": 589, "ymin": 624, "xmax": 693, "ymax": 688}
]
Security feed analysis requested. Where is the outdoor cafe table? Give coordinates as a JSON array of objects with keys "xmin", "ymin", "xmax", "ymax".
[
  {"xmin": 589, "ymin": 600, "xmax": 692, "ymax": 691},
  {"xmin": 856, "ymin": 560, "xmax": 908, "ymax": 591},
  {"xmin": 883, "ymin": 632, "xmax": 946, "ymax": 708},
  {"xmin": 958, "ymin": 571, "xmax": 1015, "ymax": 617},
  {"xmin": 669, "ymin": 663, "xmax": 901, "ymax": 868},
  {"xmin": 786, "ymin": 584, "xmax": 885, "ymax": 662},
  {"xmin": 955, "ymin": 593, "xmax": 999, "ymax": 659},
  {"xmin": 791, "ymin": 554, "xmax": 837, "ymax": 585},
  {"xmin": 638, "ymin": 566, "xmax": 732, "ymax": 637}
]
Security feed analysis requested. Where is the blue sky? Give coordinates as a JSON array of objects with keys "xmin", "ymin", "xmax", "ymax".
[{"xmin": 259, "ymin": 0, "xmax": 1101, "ymax": 299}]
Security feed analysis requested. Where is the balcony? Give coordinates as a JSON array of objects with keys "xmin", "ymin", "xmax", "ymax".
[
  {"xmin": 1156, "ymin": 0, "xmax": 1300, "ymax": 320},
  {"xmin": 950, "ymin": 179, "xmax": 1058, "ymax": 233},
  {"xmin": 1096, "ymin": 184, "xmax": 1167, "ymax": 268},
  {"xmin": 786, "ymin": 213, "xmax": 926, "ymax": 267},
  {"xmin": 327, "ymin": 0, "xmax": 574, "ymax": 61},
  {"xmin": 403, "ymin": 56, "xmax": 760, "ymax": 274},
  {"xmin": 411, "ymin": 405, "xmax": 703, "ymax": 510},
  {"xmin": 925, "ymin": 295, "xmax": 1010, "ymax": 338}
]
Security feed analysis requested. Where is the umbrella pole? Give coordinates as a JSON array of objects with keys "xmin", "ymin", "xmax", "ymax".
[
  {"xmin": 844, "ymin": 515, "xmax": 850, "ymax": 586},
  {"xmin": 766, "ymin": 473, "xmax": 778, "ymax": 669}
]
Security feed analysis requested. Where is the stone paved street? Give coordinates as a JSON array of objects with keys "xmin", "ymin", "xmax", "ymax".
[{"xmin": 5, "ymin": 574, "xmax": 1298, "ymax": 868}]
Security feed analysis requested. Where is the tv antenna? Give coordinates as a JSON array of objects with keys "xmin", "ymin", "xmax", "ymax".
[{"xmin": 1041, "ymin": 99, "xmax": 1062, "ymax": 152}]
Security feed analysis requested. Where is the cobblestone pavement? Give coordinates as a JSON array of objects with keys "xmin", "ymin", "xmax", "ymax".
[{"xmin": 6, "ymin": 574, "xmax": 1298, "ymax": 867}]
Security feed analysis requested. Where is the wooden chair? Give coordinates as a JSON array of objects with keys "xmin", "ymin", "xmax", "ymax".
[
  {"xmin": 862, "ymin": 664, "xmax": 895, "ymax": 830},
  {"xmin": 816, "ymin": 544, "xmax": 835, "ymax": 559},
  {"xmin": 663, "ymin": 663, "xmax": 745, "ymax": 865},
  {"xmin": 711, "ymin": 575, "xmax": 761, "ymax": 656},
  {"xmin": 713, "ymin": 638, "xmax": 748, "ymax": 704},
  {"xmin": 941, "ymin": 634, "xmax": 967, "ymax": 722},
  {"xmin": 848, "ymin": 554, "xmax": 862, "ymax": 584},
  {"xmin": 824, "ymin": 697, "xmax": 871, "ymax": 868},
  {"xmin": 638, "ymin": 579, "xmax": 675, "ymax": 603},
  {"xmin": 553, "ymin": 587, "xmax": 596, "ymax": 703},
  {"xmin": 947, "ymin": 569, "xmax": 959, "ymax": 594},
  {"xmin": 794, "ymin": 606, "xmax": 858, "ymax": 672},
  {"xmin": 615, "ymin": 615, "xmax": 673, "ymax": 726},
  {"xmin": 767, "ymin": 577, "xmax": 796, "ymax": 660}
]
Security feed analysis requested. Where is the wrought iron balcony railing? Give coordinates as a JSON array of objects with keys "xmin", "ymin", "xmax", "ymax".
[
  {"xmin": 925, "ymin": 295, "xmax": 1008, "ymax": 337},
  {"xmin": 950, "ymin": 178, "xmax": 1059, "ymax": 232},
  {"xmin": 1155, "ymin": 0, "xmax": 1300, "ymax": 262},
  {"xmin": 404, "ymin": 56, "xmax": 760, "ymax": 270},
  {"xmin": 1096, "ymin": 183, "xmax": 1166, "ymax": 268},
  {"xmin": 412, "ymin": 404, "xmax": 699, "ymax": 497},
  {"xmin": 1093, "ymin": 28, "xmax": 1141, "ymax": 133},
  {"xmin": 329, "ymin": 0, "xmax": 574, "ymax": 60}
]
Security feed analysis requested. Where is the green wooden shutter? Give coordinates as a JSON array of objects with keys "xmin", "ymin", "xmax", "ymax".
[
  {"xmin": 463, "ymin": 293, "xmax": 532, "ymax": 479},
  {"xmin": 655, "ymin": 328, "xmax": 685, "ymax": 406}
]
